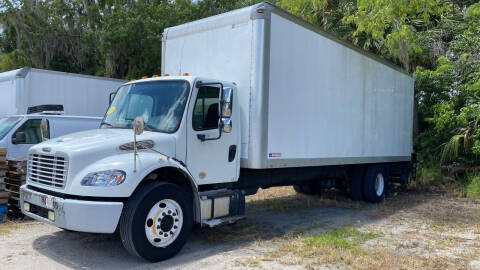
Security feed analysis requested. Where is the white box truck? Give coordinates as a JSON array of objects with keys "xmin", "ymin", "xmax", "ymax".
[
  {"xmin": 0, "ymin": 107, "xmax": 103, "ymax": 158},
  {"xmin": 0, "ymin": 68, "xmax": 125, "ymax": 117},
  {"xmin": 20, "ymin": 2, "xmax": 414, "ymax": 262}
]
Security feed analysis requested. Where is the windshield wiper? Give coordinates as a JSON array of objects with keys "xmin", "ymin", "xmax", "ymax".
[
  {"xmin": 144, "ymin": 124, "xmax": 156, "ymax": 132},
  {"xmin": 101, "ymin": 122, "xmax": 113, "ymax": 128}
]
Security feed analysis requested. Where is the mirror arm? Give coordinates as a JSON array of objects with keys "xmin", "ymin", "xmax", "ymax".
[{"xmin": 197, "ymin": 121, "xmax": 224, "ymax": 142}]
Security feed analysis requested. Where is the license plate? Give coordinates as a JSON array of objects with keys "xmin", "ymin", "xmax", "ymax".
[{"xmin": 45, "ymin": 196, "xmax": 54, "ymax": 209}]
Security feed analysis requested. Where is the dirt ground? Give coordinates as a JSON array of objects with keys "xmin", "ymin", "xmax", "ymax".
[{"xmin": 0, "ymin": 187, "xmax": 479, "ymax": 270}]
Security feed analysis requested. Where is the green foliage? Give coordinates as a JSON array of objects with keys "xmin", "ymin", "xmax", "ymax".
[
  {"xmin": 279, "ymin": 0, "xmax": 357, "ymax": 40},
  {"xmin": 467, "ymin": 175, "xmax": 480, "ymax": 199},
  {"xmin": 343, "ymin": 0, "xmax": 449, "ymax": 71}
]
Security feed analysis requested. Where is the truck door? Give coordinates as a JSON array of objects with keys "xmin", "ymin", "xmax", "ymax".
[
  {"xmin": 8, "ymin": 119, "xmax": 50, "ymax": 158},
  {"xmin": 186, "ymin": 83, "xmax": 239, "ymax": 185}
]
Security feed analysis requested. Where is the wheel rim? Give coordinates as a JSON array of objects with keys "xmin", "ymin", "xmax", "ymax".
[
  {"xmin": 374, "ymin": 173, "xmax": 385, "ymax": 196},
  {"xmin": 144, "ymin": 199, "xmax": 183, "ymax": 248}
]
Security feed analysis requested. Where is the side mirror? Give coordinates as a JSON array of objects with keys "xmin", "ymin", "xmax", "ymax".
[
  {"xmin": 40, "ymin": 119, "xmax": 48, "ymax": 133},
  {"xmin": 133, "ymin": 117, "xmax": 145, "ymax": 136},
  {"xmin": 109, "ymin": 91, "xmax": 117, "ymax": 105},
  {"xmin": 12, "ymin": 132, "xmax": 26, "ymax": 144},
  {"xmin": 222, "ymin": 118, "xmax": 232, "ymax": 133},
  {"xmin": 222, "ymin": 87, "xmax": 233, "ymax": 118},
  {"xmin": 40, "ymin": 118, "xmax": 49, "ymax": 142}
]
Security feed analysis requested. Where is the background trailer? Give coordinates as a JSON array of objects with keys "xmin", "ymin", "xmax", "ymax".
[{"xmin": 0, "ymin": 68, "xmax": 126, "ymax": 117}]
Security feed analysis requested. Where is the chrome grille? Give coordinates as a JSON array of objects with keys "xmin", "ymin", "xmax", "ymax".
[{"xmin": 28, "ymin": 154, "xmax": 68, "ymax": 188}]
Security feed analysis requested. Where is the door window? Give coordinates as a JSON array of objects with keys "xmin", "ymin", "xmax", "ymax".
[
  {"xmin": 192, "ymin": 86, "xmax": 220, "ymax": 131},
  {"xmin": 13, "ymin": 119, "xmax": 50, "ymax": 144}
]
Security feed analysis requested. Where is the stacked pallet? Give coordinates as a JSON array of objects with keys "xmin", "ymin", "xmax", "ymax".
[
  {"xmin": 0, "ymin": 149, "xmax": 7, "ymax": 222},
  {"xmin": 5, "ymin": 158, "xmax": 27, "ymax": 216},
  {"xmin": 0, "ymin": 148, "xmax": 6, "ymax": 191}
]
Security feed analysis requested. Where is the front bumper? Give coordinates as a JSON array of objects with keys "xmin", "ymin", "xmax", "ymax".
[{"xmin": 20, "ymin": 185, "xmax": 124, "ymax": 233}]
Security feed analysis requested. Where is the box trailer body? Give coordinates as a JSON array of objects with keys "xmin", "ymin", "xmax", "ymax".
[
  {"xmin": 20, "ymin": 2, "xmax": 415, "ymax": 262},
  {"xmin": 163, "ymin": 3, "xmax": 414, "ymax": 169},
  {"xmin": 0, "ymin": 68, "xmax": 126, "ymax": 117}
]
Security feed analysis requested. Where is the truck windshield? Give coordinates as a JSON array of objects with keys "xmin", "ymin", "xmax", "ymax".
[
  {"xmin": 102, "ymin": 80, "xmax": 190, "ymax": 133},
  {"xmin": 0, "ymin": 116, "xmax": 22, "ymax": 140}
]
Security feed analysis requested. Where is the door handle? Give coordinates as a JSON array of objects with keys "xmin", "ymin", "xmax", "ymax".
[
  {"xmin": 197, "ymin": 134, "xmax": 206, "ymax": 141},
  {"xmin": 228, "ymin": 145, "xmax": 236, "ymax": 162}
]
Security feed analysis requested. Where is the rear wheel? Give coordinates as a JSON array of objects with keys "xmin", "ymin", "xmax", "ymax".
[
  {"xmin": 363, "ymin": 165, "xmax": 389, "ymax": 203},
  {"xmin": 119, "ymin": 182, "xmax": 193, "ymax": 262}
]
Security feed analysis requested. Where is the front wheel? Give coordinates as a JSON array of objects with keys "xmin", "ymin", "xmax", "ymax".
[{"xmin": 119, "ymin": 182, "xmax": 193, "ymax": 262}]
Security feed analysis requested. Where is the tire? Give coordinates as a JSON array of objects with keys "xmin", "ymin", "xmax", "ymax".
[
  {"xmin": 293, "ymin": 183, "xmax": 316, "ymax": 195},
  {"xmin": 119, "ymin": 182, "xmax": 193, "ymax": 262},
  {"xmin": 363, "ymin": 165, "xmax": 389, "ymax": 203},
  {"xmin": 350, "ymin": 166, "xmax": 364, "ymax": 201}
]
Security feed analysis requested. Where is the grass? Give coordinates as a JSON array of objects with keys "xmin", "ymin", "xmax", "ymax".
[
  {"xmin": 466, "ymin": 175, "xmax": 480, "ymax": 199},
  {"xmin": 261, "ymin": 224, "xmax": 473, "ymax": 270},
  {"xmin": 409, "ymin": 163, "xmax": 454, "ymax": 193},
  {"xmin": 261, "ymin": 227, "xmax": 393, "ymax": 269},
  {"xmin": 302, "ymin": 228, "xmax": 379, "ymax": 254}
]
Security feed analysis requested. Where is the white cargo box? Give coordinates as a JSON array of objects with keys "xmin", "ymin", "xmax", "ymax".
[
  {"xmin": 163, "ymin": 2, "xmax": 414, "ymax": 169},
  {"xmin": 0, "ymin": 68, "xmax": 126, "ymax": 117}
]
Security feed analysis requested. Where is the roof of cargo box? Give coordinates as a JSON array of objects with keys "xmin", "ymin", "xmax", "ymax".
[
  {"xmin": 163, "ymin": 2, "xmax": 410, "ymax": 76},
  {"xmin": 0, "ymin": 67, "xmax": 126, "ymax": 83}
]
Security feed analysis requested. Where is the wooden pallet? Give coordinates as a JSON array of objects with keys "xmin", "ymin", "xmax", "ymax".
[
  {"xmin": 0, "ymin": 148, "xmax": 7, "ymax": 195},
  {"xmin": 0, "ymin": 176, "xmax": 5, "ymax": 191},
  {"xmin": 0, "ymin": 191, "xmax": 7, "ymax": 205},
  {"xmin": 5, "ymin": 157, "xmax": 26, "ymax": 215},
  {"xmin": 5, "ymin": 172, "xmax": 26, "ymax": 182}
]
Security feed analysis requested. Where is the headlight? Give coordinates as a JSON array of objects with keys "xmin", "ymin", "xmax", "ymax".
[{"xmin": 81, "ymin": 170, "xmax": 126, "ymax": 186}]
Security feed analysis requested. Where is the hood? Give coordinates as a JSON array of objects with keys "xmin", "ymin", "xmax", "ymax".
[{"xmin": 31, "ymin": 128, "xmax": 176, "ymax": 158}]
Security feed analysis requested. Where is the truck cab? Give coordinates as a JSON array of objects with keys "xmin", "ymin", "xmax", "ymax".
[{"xmin": 20, "ymin": 76, "xmax": 242, "ymax": 261}]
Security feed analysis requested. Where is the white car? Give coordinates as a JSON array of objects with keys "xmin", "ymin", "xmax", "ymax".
[{"xmin": 0, "ymin": 114, "xmax": 102, "ymax": 158}]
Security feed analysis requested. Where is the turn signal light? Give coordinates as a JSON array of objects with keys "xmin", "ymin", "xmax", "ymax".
[
  {"xmin": 164, "ymin": 74, "xmax": 170, "ymax": 77},
  {"xmin": 152, "ymin": 75, "xmax": 159, "ymax": 78},
  {"xmin": 183, "ymin": 73, "xmax": 190, "ymax": 76},
  {"xmin": 257, "ymin": 9, "xmax": 264, "ymax": 13},
  {"xmin": 141, "ymin": 76, "xmax": 148, "ymax": 79}
]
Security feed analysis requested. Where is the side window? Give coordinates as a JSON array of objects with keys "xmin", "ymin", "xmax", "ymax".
[
  {"xmin": 13, "ymin": 119, "xmax": 50, "ymax": 144},
  {"xmin": 192, "ymin": 86, "xmax": 220, "ymax": 131}
]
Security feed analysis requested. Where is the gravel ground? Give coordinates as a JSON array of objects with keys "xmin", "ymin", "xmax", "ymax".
[{"xmin": 0, "ymin": 187, "xmax": 479, "ymax": 270}]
